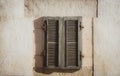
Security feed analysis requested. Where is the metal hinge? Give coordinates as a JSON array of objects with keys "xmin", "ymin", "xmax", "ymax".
[
  {"xmin": 80, "ymin": 25, "xmax": 84, "ymax": 30},
  {"xmin": 42, "ymin": 21, "xmax": 47, "ymax": 31},
  {"xmin": 80, "ymin": 51, "xmax": 84, "ymax": 60},
  {"xmin": 79, "ymin": 22, "xmax": 84, "ymax": 30}
]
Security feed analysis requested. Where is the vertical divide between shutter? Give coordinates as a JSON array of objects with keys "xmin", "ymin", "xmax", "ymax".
[{"xmin": 59, "ymin": 18, "xmax": 65, "ymax": 68}]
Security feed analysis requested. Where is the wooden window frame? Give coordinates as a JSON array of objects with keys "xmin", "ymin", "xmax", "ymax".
[{"xmin": 43, "ymin": 16, "xmax": 82, "ymax": 69}]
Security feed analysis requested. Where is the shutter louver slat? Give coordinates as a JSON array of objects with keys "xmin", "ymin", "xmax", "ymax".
[
  {"xmin": 46, "ymin": 19, "xmax": 59, "ymax": 67},
  {"xmin": 65, "ymin": 20, "xmax": 78, "ymax": 67}
]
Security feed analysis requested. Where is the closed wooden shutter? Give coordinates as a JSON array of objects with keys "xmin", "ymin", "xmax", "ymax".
[
  {"xmin": 64, "ymin": 17, "xmax": 82, "ymax": 68},
  {"xmin": 44, "ymin": 18, "xmax": 59, "ymax": 67},
  {"xmin": 65, "ymin": 20, "xmax": 78, "ymax": 67}
]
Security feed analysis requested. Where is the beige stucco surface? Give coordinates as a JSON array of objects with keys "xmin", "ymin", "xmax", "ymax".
[
  {"xmin": 0, "ymin": 19, "xmax": 34, "ymax": 76},
  {"xmin": 1, "ymin": 0, "xmax": 120, "ymax": 76},
  {"xmin": 94, "ymin": 0, "xmax": 120, "ymax": 76},
  {"xmin": 0, "ymin": 0, "xmax": 96, "ymax": 76},
  {"xmin": 25, "ymin": 0, "xmax": 97, "ymax": 18},
  {"xmin": 0, "ymin": 0, "xmax": 24, "ymax": 20}
]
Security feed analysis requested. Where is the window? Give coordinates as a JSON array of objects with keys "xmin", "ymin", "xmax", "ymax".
[{"xmin": 42, "ymin": 17, "xmax": 82, "ymax": 69}]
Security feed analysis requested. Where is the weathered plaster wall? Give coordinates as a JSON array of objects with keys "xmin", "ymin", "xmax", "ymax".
[
  {"xmin": 0, "ymin": 19, "xmax": 34, "ymax": 76},
  {"xmin": 0, "ymin": 0, "xmax": 34, "ymax": 76},
  {"xmin": 94, "ymin": 0, "xmax": 120, "ymax": 76},
  {"xmin": 0, "ymin": 0, "xmax": 96, "ymax": 76},
  {"xmin": 25, "ymin": 0, "xmax": 97, "ymax": 18},
  {"xmin": 0, "ymin": 0, "xmax": 24, "ymax": 20}
]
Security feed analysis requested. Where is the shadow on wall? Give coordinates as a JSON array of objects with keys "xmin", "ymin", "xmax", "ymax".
[{"xmin": 33, "ymin": 17, "xmax": 79, "ymax": 74}]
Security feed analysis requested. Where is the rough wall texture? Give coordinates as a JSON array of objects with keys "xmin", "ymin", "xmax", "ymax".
[
  {"xmin": 0, "ymin": 19, "xmax": 34, "ymax": 76},
  {"xmin": 0, "ymin": 0, "xmax": 24, "ymax": 20},
  {"xmin": 1, "ymin": 0, "xmax": 120, "ymax": 76},
  {"xmin": 25, "ymin": 0, "xmax": 97, "ymax": 18},
  {"xmin": 0, "ymin": 0, "xmax": 34, "ymax": 76},
  {"xmin": 0, "ymin": 0, "xmax": 96, "ymax": 76},
  {"xmin": 94, "ymin": 0, "xmax": 120, "ymax": 76}
]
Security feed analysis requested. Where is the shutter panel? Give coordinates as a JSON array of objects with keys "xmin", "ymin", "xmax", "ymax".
[
  {"xmin": 64, "ymin": 19, "xmax": 81, "ymax": 68},
  {"xmin": 45, "ymin": 18, "xmax": 59, "ymax": 67},
  {"xmin": 65, "ymin": 20, "xmax": 78, "ymax": 67}
]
